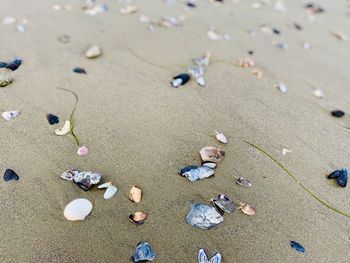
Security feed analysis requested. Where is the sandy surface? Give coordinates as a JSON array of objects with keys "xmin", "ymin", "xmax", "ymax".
[{"xmin": 0, "ymin": 0, "xmax": 350, "ymax": 262}]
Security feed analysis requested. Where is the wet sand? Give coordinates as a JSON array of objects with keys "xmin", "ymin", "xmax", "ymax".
[{"xmin": 0, "ymin": 0, "xmax": 350, "ymax": 262}]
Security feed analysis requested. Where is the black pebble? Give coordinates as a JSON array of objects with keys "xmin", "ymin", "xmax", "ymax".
[
  {"xmin": 73, "ymin": 67, "xmax": 87, "ymax": 74},
  {"xmin": 331, "ymin": 110, "xmax": 345, "ymax": 118},
  {"xmin": 3, "ymin": 169, "xmax": 19, "ymax": 181},
  {"xmin": 46, "ymin": 114, "xmax": 59, "ymax": 125}
]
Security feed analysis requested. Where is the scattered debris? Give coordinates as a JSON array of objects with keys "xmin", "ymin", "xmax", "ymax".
[
  {"xmin": 63, "ymin": 198, "xmax": 93, "ymax": 221},
  {"xmin": 132, "ymin": 242, "xmax": 156, "ymax": 262},
  {"xmin": 179, "ymin": 165, "xmax": 215, "ymax": 182},
  {"xmin": 290, "ymin": 240, "xmax": 305, "ymax": 253},
  {"xmin": 3, "ymin": 169, "xmax": 19, "ymax": 181},
  {"xmin": 198, "ymin": 248, "xmax": 222, "ymax": 263},
  {"xmin": 186, "ymin": 203, "xmax": 224, "ymax": 230},
  {"xmin": 1, "ymin": 111, "xmax": 20, "ymax": 121},
  {"xmin": 46, "ymin": 114, "xmax": 59, "ymax": 125}
]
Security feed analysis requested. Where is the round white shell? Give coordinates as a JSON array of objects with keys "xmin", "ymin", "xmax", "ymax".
[
  {"xmin": 55, "ymin": 120, "xmax": 70, "ymax": 135},
  {"xmin": 63, "ymin": 198, "xmax": 92, "ymax": 221},
  {"xmin": 85, "ymin": 45, "xmax": 102, "ymax": 58}
]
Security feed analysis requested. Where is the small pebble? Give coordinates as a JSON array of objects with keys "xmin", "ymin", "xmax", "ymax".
[{"xmin": 331, "ymin": 110, "xmax": 345, "ymax": 118}]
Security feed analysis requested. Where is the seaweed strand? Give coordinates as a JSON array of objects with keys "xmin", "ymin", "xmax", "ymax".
[
  {"xmin": 244, "ymin": 140, "xmax": 350, "ymax": 219},
  {"xmin": 56, "ymin": 88, "xmax": 80, "ymax": 146}
]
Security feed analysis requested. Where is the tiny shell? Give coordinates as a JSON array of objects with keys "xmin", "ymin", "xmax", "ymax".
[
  {"xmin": 331, "ymin": 30, "xmax": 348, "ymax": 41},
  {"xmin": 3, "ymin": 169, "xmax": 19, "ymax": 181},
  {"xmin": 236, "ymin": 177, "xmax": 252, "ymax": 187},
  {"xmin": 313, "ymin": 88, "xmax": 324, "ymax": 98},
  {"xmin": 2, "ymin": 16, "xmax": 16, "ymax": 25},
  {"xmin": 252, "ymin": 68, "xmax": 263, "ymax": 78},
  {"xmin": 103, "ymin": 185, "xmax": 118, "ymax": 199},
  {"xmin": 240, "ymin": 203, "xmax": 256, "ymax": 216},
  {"xmin": 47, "ymin": 113, "xmax": 59, "ymax": 125},
  {"xmin": 290, "ymin": 241, "xmax": 305, "ymax": 253},
  {"xmin": 63, "ymin": 198, "xmax": 92, "ymax": 221},
  {"xmin": 215, "ymin": 131, "xmax": 227, "ymax": 144},
  {"xmin": 60, "ymin": 170, "xmax": 76, "ymax": 181},
  {"xmin": 0, "ymin": 74, "xmax": 13, "ymax": 87},
  {"xmin": 129, "ymin": 211, "xmax": 148, "ymax": 225},
  {"xmin": 55, "ymin": 120, "xmax": 70, "ymax": 135},
  {"xmin": 98, "ymin": 182, "xmax": 112, "ymax": 189},
  {"xmin": 119, "ymin": 5, "xmax": 138, "ymax": 15},
  {"xmin": 276, "ymin": 82, "xmax": 288, "ymax": 93},
  {"xmin": 199, "ymin": 147, "xmax": 225, "ymax": 163},
  {"xmin": 129, "ymin": 185, "xmax": 142, "ymax": 203},
  {"xmin": 201, "ymin": 161, "xmax": 217, "ymax": 169},
  {"xmin": 282, "ymin": 148, "xmax": 292, "ymax": 155},
  {"xmin": 1, "ymin": 111, "xmax": 20, "ymax": 121},
  {"xmin": 85, "ymin": 45, "xmax": 102, "ymax": 58},
  {"xmin": 236, "ymin": 57, "xmax": 255, "ymax": 68},
  {"xmin": 77, "ymin": 146, "xmax": 89, "ymax": 156}
]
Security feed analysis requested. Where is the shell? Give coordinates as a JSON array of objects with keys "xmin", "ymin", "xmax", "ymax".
[
  {"xmin": 201, "ymin": 161, "xmax": 217, "ymax": 169},
  {"xmin": 236, "ymin": 58, "xmax": 255, "ymax": 68},
  {"xmin": 77, "ymin": 146, "xmax": 89, "ymax": 156},
  {"xmin": 186, "ymin": 203, "xmax": 224, "ymax": 230},
  {"xmin": 0, "ymin": 74, "xmax": 13, "ymax": 87},
  {"xmin": 0, "ymin": 58, "xmax": 22, "ymax": 71},
  {"xmin": 331, "ymin": 110, "xmax": 345, "ymax": 118},
  {"xmin": 129, "ymin": 185, "xmax": 142, "ymax": 203},
  {"xmin": 63, "ymin": 198, "xmax": 92, "ymax": 221},
  {"xmin": 73, "ymin": 171, "xmax": 101, "ymax": 191},
  {"xmin": 199, "ymin": 147, "xmax": 225, "ymax": 163},
  {"xmin": 129, "ymin": 211, "xmax": 148, "ymax": 225},
  {"xmin": 198, "ymin": 248, "xmax": 222, "ymax": 263},
  {"xmin": 331, "ymin": 30, "xmax": 348, "ymax": 41},
  {"xmin": 276, "ymin": 82, "xmax": 288, "ymax": 93},
  {"xmin": 236, "ymin": 177, "xmax": 252, "ymax": 187},
  {"xmin": 179, "ymin": 165, "xmax": 215, "ymax": 182},
  {"xmin": 55, "ymin": 120, "xmax": 70, "ymax": 136},
  {"xmin": 46, "ymin": 113, "xmax": 59, "ymax": 125},
  {"xmin": 103, "ymin": 185, "xmax": 118, "ymax": 199},
  {"xmin": 211, "ymin": 194, "xmax": 235, "ymax": 215},
  {"xmin": 98, "ymin": 182, "xmax": 112, "ymax": 189},
  {"xmin": 313, "ymin": 88, "xmax": 324, "ymax": 98},
  {"xmin": 3, "ymin": 169, "xmax": 19, "ymax": 181},
  {"xmin": 60, "ymin": 170, "xmax": 77, "ymax": 181},
  {"xmin": 336, "ymin": 168, "xmax": 348, "ymax": 187},
  {"xmin": 119, "ymin": 5, "xmax": 138, "ymax": 15},
  {"xmin": 282, "ymin": 148, "xmax": 292, "ymax": 155},
  {"xmin": 290, "ymin": 241, "xmax": 305, "ymax": 253},
  {"xmin": 73, "ymin": 67, "xmax": 86, "ymax": 74},
  {"xmin": 215, "ymin": 131, "xmax": 227, "ymax": 144},
  {"xmin": 1, "ymin": 111, "xmax": 20, "ymax": 121},
  {"xmin": 85, "ymin": 45, "xmax": 102, "ymax": 58},
  {"xmin": 132, "ymin": 242, "xmax": 156, "ymax": 262},
  {"xmin": 171, "ymin": 73, "xmax": 190, "ymax": 88},
  {"xmin": 240, "ymin": 203, "xmax": 256, "ymax": 216}
]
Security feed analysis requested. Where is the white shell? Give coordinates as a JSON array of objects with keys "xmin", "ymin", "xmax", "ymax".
[
  {"xmin": 103, "ymin": 185, "xmax": 118, "ymax": 200},
  {"xmin": 215, "ymin": 131, "xmax": 227, "ymax": 144},
  {"xmin": 55, "ymin": 120, "xmax": 70, "ymax": 135},
  {"xmin": 98, "ymin": 182, "xmax": 112, "ymax": 189},
  {"xmin": 119, "ymin": 5, "xmax": 138, "ymax": 15},
  {"xmin": 282, "ymin": 148, "xmax": 292, "ymax": 155},
  {"xmin": 277, "ymin": 82, "xmax": 288, "ymax": 93},
  {"xmin": 63, "ymin": 198, "xmax": 92, "ymax": 221},
  {"xmin": 85, "ymin": 45, "xmax": 102, "ymax": 58},
  {"xmin": 1, "ymin": 111, "xmax": 20, "ymax": 121},
  {"xmin": 313, "ymin": 88, "xmax": 324, "ymax": 98}
]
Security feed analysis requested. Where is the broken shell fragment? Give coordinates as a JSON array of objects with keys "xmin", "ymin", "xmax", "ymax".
[
  {"xmin": 199, "ymin": 147, "xmax": 225, "ymax": 163},
  {"xmin": 71, "ymin": 171, "xmax": 102, "ymax": 191},
  {"xmin": 179, "ymin": 165, "xmax": 215, "ymax": 182},
  {"xmin": 211, "ymin": 194, "xmax": 235, "ymax": 215},
  {"xmin": 129, "ymin": 185, "xmax": 142, "ymax": 203},
  {"xmin": 171, "ymin": 73, "xmax": 190, "ymax": 88},
  {"xmin": 328, "ymin": 168, "xmax": 348, "ymax": 187},
  {"xmin": 132, "ymin": 242, "xmax": 156, "ymax": 262},
  {"xmin": 236, "ymin": 177, "xmax": 252, "ymax": 187},
  {"xmin": 331, "ymin": 110, "xmax": 345, "ymax": 118},
  {"xmin": 215, "ymin": 131, "xmax": 227, "ymax": 144},
  {"xmin": 103, "ymin": 185, "xmax": 118, "ymax": 199},
  {"xmin": 186, "ymin": 203, "xmax": 224, "ymax": 230},
  {"xmin": 129, "ymin": 212, "xmax": 148, "ymax": 225},
  {"xmin": 119, "ymin": 5, "xmax": 138, "ymax": 15},
  {"xmin": 201, "ymin": 161, "xmax": 217, "ymax": 169},
  {"xmin": 1, "ymin": 111, "xmax": 20, "ymax": 121},
  {"xmin": 77, "ymin": 146, "xmax": 89, "ymax": 156},
  {"xmin": 85, "ymin": 45, "xmax": 102, "ymax": 58},
  {"xmin": 3, "ymin": 169, "xmax": 19, "ymax": 181},
  {"xmin": 63, "ymin": 198, "xmax": 92, "ymax": 221},
  {"xmin": 240, "ymin": 203, "xmax": 256, "ymax": 216},
  {"xmin": 55, "ymin": 120, "xmax": 70, "ymax": 135},
  {"xmin": 0, "ymin": 74, "xmax": 13, "ymax": 87},
  {"xmin": 98, "ymin": 182, "xmax": 112, "ymax": 189},
  {"xmin": 46, "ymin": 113, "xmax": 59, "ymax": 125}
]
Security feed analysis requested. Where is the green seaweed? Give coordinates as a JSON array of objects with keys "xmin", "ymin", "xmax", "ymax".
[
  {"xmin": 244, "ymin": 140, "xmax": 350, "ymax": 219},
  {"xmin": 57, "ymin": 88, "xmax": 80, "ymax": 146}
]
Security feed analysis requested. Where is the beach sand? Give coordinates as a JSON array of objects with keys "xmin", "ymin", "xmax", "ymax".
[{"xmin": 0, "ymin": 0, "xmax": 350, "ymax": 262}]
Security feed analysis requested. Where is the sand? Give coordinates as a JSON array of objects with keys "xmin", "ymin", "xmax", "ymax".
[{"xmin": 0, "ymin": 0, "xmax": 350, "ymax": 262}]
